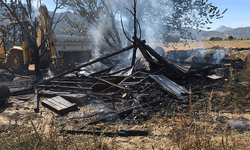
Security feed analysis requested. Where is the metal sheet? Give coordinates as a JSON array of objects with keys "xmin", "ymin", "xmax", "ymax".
[
  {"xmin": 207, "ymin": 74, "xmax": 223, "ymax": 80},
  {"xmin": 79, "ymin": 62, "xmax": 113, "ymax": 77},
  {"xmin": 150, "ymin": 74, "xmax": 189, "ymax": 99}
]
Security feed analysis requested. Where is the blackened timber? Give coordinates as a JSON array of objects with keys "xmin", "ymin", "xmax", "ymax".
[
  {"xmin": 82, "ymin": 99, "xmax": 164, "ymax": 127},
  {"xmin": 38, "ymin": 44, "xmax": 135, "ymax": 85},
  {"xmin": 131, "ymin": 0, "xmax": 138, "ymax": 66},
  {"xmin": 131, "ymin": 47, "xmax": 137, "ymax": 66},
  {"xmin": 94, "ymin": 77, "xmax": 130, "ymax": 90},
  {"xmin": 138, "ymin": 44, "xmax": 153, "ymax": 63},
  {"xmin": 142, "ymin": 44, "xmax": 187, "ymax": 76},
  {"xmin": 10, "ymin": 87, "xmax": 34, "ymax": 96},
  {"xmin": 37, "ymin": 85, "xmax": 92, "ymax": 91},
  {"xmin": 49, "ymin": 81, "xmax": 80, "ymax": 84},
  {"xmin": 63, "ymin": 129, "xmax": 149, "ymax": 137}
]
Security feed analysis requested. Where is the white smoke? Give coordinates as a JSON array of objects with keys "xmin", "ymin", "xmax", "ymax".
[
  {"xmin": 88, "ymin": 9, "xmax": 115, "ymax": 59},
  {"xmin": 142, "ymin": 0, "xmax": 173, "ymax": 45}
]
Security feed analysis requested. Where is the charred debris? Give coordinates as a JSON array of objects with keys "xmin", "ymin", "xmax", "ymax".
[
  {"xmin": 4, "ymin": 39, "xmax": 243, "ymax": 136},
  {"xmin": 3, "ymin": 1, "xmax": 244, "ymax": 136}
]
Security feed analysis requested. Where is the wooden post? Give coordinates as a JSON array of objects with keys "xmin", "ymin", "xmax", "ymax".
[{"xmin": 34, "ymin": 87, "xmax": 40, "ymax": 113}]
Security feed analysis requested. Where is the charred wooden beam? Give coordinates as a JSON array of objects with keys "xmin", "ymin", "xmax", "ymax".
[
  {"xmin": 142, "ymin": 43, "xmax": 187, "ymax": 76},
  {"xmin": 49, "ymin": 81, "xmax": 80, "ymax": 84},
  {"xmin": 131, "ymin": 47, "xmax": 137, "ymax": 66},
  {"xmin": 10, "ymin": 87, "xmax": 34, "ymax": 96},
  {"xmin": 138, "ymin": 44, "xmax": 153, "ymax": 63},
  {"xmin": 94, "ymin": 77, "xmax": 130, "ymax": 90},
  {"xmin": 62, "ymin": 129, "xmax": 149, "ymax": 137},
  {"xmin": 37, "ymin": 85, "xmax": 92, "ymax": 91}
]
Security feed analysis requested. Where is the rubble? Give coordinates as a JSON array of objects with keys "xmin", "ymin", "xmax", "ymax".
[
  {"xmin": 1, "ymin": 38, "xmax": 247, "ymax": 138},
  {"xmin": 2, "ymin": 16, "xmax": 247, "ymax": 137}
]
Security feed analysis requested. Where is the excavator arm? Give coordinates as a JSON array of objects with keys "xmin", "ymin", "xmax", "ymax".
[
  {"xmin": 0, "ymin": 39, "xmax": 6, "ymax": 63},
  {"xmin": 37, "ymin": 5, "xmax": 62, "ymax": 68}
]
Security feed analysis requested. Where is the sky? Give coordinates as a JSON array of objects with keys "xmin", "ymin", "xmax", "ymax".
[
  {"xmin": 204, "ymin": 0, "xmax": 250, "ymax": 30},
  {"xmin": 42, "ymin": 0, "xmax": 250, "ymax": 31}
]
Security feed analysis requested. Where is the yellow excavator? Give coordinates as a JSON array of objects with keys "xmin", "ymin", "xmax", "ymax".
[{"xmin": 0, "ymin": 5, "xmax": 62, "ymax": 73}]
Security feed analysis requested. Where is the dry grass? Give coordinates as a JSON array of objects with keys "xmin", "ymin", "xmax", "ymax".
[
  {"xmin": 0, "ymin": 113, "xmax": 113, "ymax": 150},
  {"xmin": 153, "ymin": 39, "xmax": 250, "ymax": 51}
]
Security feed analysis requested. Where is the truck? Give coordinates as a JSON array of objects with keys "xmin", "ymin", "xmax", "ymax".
[{"xmin": 55, "ymin": 34, "xmax": 93, "ymax": 65}]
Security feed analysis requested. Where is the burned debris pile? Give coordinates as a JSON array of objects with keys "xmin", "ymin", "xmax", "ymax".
[{"xmin": 26, "ymin": 38, "xmax": 234, "ymax": 133}]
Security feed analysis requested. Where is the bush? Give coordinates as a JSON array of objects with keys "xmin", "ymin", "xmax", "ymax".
[
  {"xmin": 209, "ymin": 37, "xmax": 223, "ymax": 41},
  {"xmin": 228, "ymin": 35, "xmax": 234, "ymax": 40}
]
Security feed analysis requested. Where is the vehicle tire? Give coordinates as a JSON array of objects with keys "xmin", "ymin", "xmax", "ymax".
[
  {"xmin": 7, "ymin": 50, "xmax": 27, "ymax": 73},
  {"xmin": 63, "ymin": 53, "xmax": 76, "ymax": 65}
]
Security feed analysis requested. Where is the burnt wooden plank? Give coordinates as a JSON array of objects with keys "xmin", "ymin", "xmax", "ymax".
[
  {"xmin": 46, "ymin": 98, "xmax": 68, "ymax": 109},
  {"xmin": 42, "ymin": 99, "xmax": 64, "ymax": 111},
  {"xmin": 39, "ymin": 90, "xmax": 90, "ymax": 106},
  {"xmin": 37, "ymin": 85, "xmax": 92, "ymax": 91},
  {"xmin": 51, "ymin": 96, "xmax": 75, "ymax": 107},
  {"xmin": 42, "ymin": 96, "xmax": 78, "ymax": 114}
]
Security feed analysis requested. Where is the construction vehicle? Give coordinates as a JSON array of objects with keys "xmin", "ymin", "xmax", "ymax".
[
  {"xmin": 55, "ymin": 34, "xmax": 93, "ymax": 65},
  {"xmin": 0, "ymin": 5, "xmax": 129, "ymax": 74},
  {"xmin": 0, "ymin": 6, "xmax": 60, "ymax": 73},
  {"xmin": 0, "ymin": 6, "xmax": 91, "ymax": 73}
]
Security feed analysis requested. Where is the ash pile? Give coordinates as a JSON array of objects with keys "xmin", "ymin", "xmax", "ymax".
[{"xmin": 32, "ymin": 39, "xmax": 234, "ymax": 128}]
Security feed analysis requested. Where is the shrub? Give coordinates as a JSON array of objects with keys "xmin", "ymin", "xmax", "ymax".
[
  {"xmin": 209, "ymin": 37, "xmax": 223, "ymax": 41},
  {"xmin": 228, "ymin": 35, "xmax": 234, "ymax": 40}
]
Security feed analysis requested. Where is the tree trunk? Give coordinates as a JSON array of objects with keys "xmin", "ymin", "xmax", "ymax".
[{"xmin": 32, "ymin": 42, "xmax": 43, "ymax": 82}]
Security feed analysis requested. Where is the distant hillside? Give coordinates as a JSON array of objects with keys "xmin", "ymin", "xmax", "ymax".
[
  {"xmin": 215, "ymin": 25, "xmax": 233, "ymax": 32},
  {"xmin": 224, "ymin": 27, "xmax": 250, "ymax": 39},
  {"xmin": 195, "ymin": 27, "xmax": 250, "ymax": 40},
  {"xmin": 199, "ymin": 30, "xmax": 227, "ymax": 40}
]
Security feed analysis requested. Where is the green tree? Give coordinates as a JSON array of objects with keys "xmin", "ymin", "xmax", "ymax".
[
  {"xmin": 209, "ymin": 37, "xmax": 223, "ymax": 41},
  {"xmin": 228, "ymin": 35, "xmax": 234, "ymax": 40}
]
